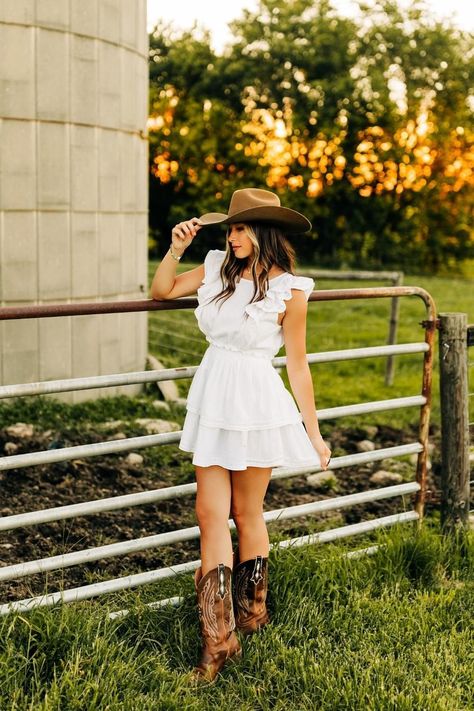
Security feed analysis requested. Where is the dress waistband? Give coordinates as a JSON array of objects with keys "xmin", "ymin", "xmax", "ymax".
[{"xmin": 207, "ymin": 339, "xmax": 271, "ymax": 360}]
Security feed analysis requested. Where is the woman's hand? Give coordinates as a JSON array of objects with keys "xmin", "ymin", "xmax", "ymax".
[
  {"xmin": 309, "ymin": 433, "xmax": 332, "ymax": 471},
  {"xmin": 171, "ymin": 217, "xmax": 202, "ymax": 256}
]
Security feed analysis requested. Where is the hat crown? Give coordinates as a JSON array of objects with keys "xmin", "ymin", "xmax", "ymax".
[{"xmin": 228, "ymin": 188, "xmax": 280, "ymax": 217}]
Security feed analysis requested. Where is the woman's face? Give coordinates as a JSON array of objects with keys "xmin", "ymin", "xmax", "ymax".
[{"xmin": 227, "ymin": 223, "xmax": 254, "ymax": 259}]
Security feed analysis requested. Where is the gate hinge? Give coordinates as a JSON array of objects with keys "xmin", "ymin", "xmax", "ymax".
[{"xmin": 420, "ymin": 318, "xmax": 439, "ymax": 330}]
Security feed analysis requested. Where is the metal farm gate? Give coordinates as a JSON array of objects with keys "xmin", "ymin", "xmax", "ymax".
[{"xmin": 0, "ymin": 285, "xmax": 436, "ymax": 617}]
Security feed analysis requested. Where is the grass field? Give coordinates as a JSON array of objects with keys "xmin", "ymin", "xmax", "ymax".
[{"xmin": 0, "ymin": 523, "xmax": 472, "ymax": 710}]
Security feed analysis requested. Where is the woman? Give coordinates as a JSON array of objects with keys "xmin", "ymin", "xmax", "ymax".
[{"xmin": 150, "ymin": 188, "xmax": 331, "ymax": 683}]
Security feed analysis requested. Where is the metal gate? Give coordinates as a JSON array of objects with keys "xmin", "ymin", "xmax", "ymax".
[{"xmin": 0, "ymin": 285, "xmax": 436, "ymax": 616}]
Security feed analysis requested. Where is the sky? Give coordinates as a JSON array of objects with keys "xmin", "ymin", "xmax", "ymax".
[{"xmin": 147, "ymin": 0, "xmax": 474, "ymax": 54}]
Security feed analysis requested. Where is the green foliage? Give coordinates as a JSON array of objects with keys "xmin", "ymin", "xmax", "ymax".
[{"xmin": 148, "ymin": 0, "xmax": 474, "ymax": 271}]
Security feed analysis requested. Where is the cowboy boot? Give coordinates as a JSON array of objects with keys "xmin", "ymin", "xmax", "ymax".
[
  {"xmin": 192, "ymin": 562, "xmax": 242, "ymax": 682},
  {"xmin": 232, "ymin": 547, "xmax": 270, "ymax": 635}
]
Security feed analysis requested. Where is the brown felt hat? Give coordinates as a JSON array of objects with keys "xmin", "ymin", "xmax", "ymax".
[{"xmin": 199, "ymin": 187, "xmax": 312, "ymax": 234}]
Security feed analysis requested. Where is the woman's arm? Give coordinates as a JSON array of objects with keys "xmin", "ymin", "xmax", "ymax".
[
  {"xmin": 149, "ymin": 217, "xmax": 204, "ymax": 300},
  {"xmin": 282, "ymin": 290, "xmax": 331, "ymax": 469}
]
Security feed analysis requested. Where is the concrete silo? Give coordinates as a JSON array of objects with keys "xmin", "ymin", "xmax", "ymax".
[{"xmin": 0, "ymin": 1, "xmax": 149, "ymax": 402}]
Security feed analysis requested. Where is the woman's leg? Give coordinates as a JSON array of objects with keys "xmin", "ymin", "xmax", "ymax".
[
  {"xmin": 195, "ymin": 464, "xmax": 233, "ymax": 576},
  {"xmin": 230, "ymin": 466, "xmax": 272, "ymax": 560}
]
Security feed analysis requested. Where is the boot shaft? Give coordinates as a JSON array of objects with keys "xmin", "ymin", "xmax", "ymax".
[
  {"xmin": 232, "ymin": 554, "xmax": 269, "ymax": 625},
  {"xmin": 195, "ymin": 563, "xmax": 236, "ymax": 643}
]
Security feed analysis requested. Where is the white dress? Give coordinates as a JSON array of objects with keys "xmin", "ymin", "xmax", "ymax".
[{"xmin": 178, "ymin": 249, "xmax": 321, "ymax": 471}]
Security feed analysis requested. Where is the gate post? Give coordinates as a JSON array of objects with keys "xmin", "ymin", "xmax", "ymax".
[{"xmin": 438, "ymin": 312, "xmax": 470, "ymax": 535}]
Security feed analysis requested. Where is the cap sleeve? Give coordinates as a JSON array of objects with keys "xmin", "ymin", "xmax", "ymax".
[
  {"xmin": 288, "ymin": 274, "xmax": 315, "ymax": 301},
  {"xmin": 202, "ymin": 249, "xmax": 226, "ymax": 285},
  {"xmin": 196, "ymin": 249, "xmax": 226, "ymax": 308},
  {"xmin": 244, "ymin": 273, "xmax": 315, "ymax": 321}
]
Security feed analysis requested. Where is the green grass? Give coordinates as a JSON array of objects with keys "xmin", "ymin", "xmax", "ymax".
[{"xmin": 0, "ymin": 522, "xmax": 472, "ymax": 710}]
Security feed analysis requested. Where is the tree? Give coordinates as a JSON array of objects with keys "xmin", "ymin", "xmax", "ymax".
[{"xmin": 148, "ymin": 0, "xmax": 474, "ymax": 270}]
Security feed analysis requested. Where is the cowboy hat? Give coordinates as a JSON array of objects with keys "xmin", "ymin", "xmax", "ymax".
[{"xmin": 198, "ymin": 188, "xmax": 312, "ymax": 234}]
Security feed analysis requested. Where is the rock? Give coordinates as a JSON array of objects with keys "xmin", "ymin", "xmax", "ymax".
[
  {"xmin": 106, "ymin": 432, "xmax": 127, "ymax": 441},
  {"xmin": 370, "ymin": 470, "xmax": 404, "ymax": 485},
  {"xmin": 409, "ymin": 453, "xmax": 432, "ymax": 470},
  {"xmin": 380, "ymin": 458, "xmax": 412, "ymax": 474},
  {"xmin": 359, "ymin": 425, "xmax": 379, "ymax": 438},
  {"xmin": 356, "ymin": 439, "xmax": 375, "ymax": 452},
  {"xmin": 4, "ymin": 442, "xmax": 19, "ymax": 455},
  {"xmin": 97, "ymin": 420, "xmax": 125, "ymax": 431},
  {"xmin": 126, "ymin": 453, "xmax": 144, "ymax": 466},
  {"xmin": 174, "ymin": 397, "xmax": 188, "ymax": 407},
  {"xmin": 152, "ymin": 400, "xmax": 171, "ymax": 412},
  {"xmin": 306, "ymin": 470, "xmax": 338, "ymax": 489},
  {"xmin": 135, "ymin": 418, "xmax": 180, "ymax": 434},
  {"xmin": 5, "ymin": 422, "xmax": 34, "ymax": 438}
]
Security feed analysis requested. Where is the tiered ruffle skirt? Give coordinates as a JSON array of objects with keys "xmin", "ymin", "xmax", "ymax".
[{"xmin": 178, "ymin": 343, "xmax": 321, "ymax": 471}]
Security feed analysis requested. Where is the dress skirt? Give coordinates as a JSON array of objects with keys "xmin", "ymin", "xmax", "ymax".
[{"xmin": 178, "ymin": 342, "xmax": 321, "ymax": 471}]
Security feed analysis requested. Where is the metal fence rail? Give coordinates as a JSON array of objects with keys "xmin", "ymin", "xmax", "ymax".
[
  {"xmin": 0, "ymin": 513, "xmax": 418, "ymax": 617},
  {"xmin": 0, "ymin": 285, "xmax": 436, "ymax": 616}
]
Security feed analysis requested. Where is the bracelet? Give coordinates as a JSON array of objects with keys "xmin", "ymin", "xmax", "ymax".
[{"xmin": 169, "ymin": 244, "xmax": 182, "ymax": 262}]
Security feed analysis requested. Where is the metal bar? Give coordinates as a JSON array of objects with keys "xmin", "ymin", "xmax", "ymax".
[
  {"xmin": 0, "ymin": 483, "xmax": 419, "ymax": 582},
  {"xmin": 413, "ymin": 294, "xmax": 437, "ymax": 526},
  {"xmin": 0, "ymin": 365, "xmax": 200, "ymax": 399},
  {"xmin": 0, "ymin": 343, "xmax": 429, "ymax": 400},
  {"xmin": 0, "ymin": 442, "xmax": 423, "ymax": 530},
  {"xmin": 299, "ymin": 269, "xmax": 403, "ymax": 281},
  {"xmin": 109, "ymin": 596, "xmax": 186, "ymax": 619},
  {"xmin": 276, "ymin": 511, "xmax": 419, "ymax": 549},
  {"xmin": 0, "ymin": 511, "xmax": 418, "ymax": 615},
  {"xmin": 0, "ymin": 286, "xmax": 437, "ymax": 321},
  {"xmin": 385, "ymin": 272, "xmax": 404, "ymax": 386},
  {"xmin": 0, "ymin": 398, "xmax": 425, "ymax": 472}
]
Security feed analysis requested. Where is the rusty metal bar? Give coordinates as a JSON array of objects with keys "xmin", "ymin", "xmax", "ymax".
[{"xmin": 0, "ymin": 285, "xmax": 436, "ymax": 319}]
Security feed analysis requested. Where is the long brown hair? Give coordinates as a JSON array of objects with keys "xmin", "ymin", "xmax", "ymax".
[{"xmin": 208, "ymin": 222, "xmax": 297, "ymax": 315}]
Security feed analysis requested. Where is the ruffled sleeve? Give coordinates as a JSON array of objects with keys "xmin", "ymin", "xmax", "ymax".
[
  {"xmin": 196, "ymin": 249, "xmax": 226, "ymax": 306},
  {"xmin": 245, "ymin": 273, "xmax": 315, "ymax": 322}
]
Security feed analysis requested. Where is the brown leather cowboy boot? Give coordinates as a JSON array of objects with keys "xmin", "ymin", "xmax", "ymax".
[
  {"xmin": 192, "ymin": 562, "xmax": 242, "ymax": 682},
  {"xmin": 232, "ymin": 547, "xmax": 270, "ymax": 635}
]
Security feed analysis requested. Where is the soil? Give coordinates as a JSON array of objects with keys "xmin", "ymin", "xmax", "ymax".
[{"xmin": 0, "ymin": 421, "xmax": 442, "ymax": 603}]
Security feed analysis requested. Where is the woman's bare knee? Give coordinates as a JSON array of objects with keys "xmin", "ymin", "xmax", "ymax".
[
  {"xmin": 232, "ymin": 509, "xmax": 264, "ymax": 531},
  {"xmin": 195, "ymin": 501, "xmax": 229, "ymax": 529}
]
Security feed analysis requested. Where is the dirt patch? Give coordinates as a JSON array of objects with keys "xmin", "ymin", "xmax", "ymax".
[{"xmin": 0, "ymin": 422, "xmax": 442, "ymax": 603}]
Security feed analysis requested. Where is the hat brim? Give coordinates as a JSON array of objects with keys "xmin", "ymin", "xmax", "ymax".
[{"xmin": 199, "ymin": 206, "xmax": 312, "ymax": 234}]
